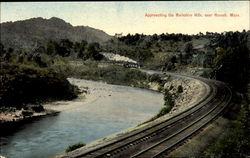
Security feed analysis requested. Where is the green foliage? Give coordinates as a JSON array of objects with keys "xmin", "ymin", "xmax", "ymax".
[
  {"xmin": 103, "ymin": 36, "xmax": 154, "ymax": 63},
  {"xmin": 63, "ymin": 64, "xmax": 148, "ymax": 87},
  {"xmin": 164, "ymin": 90, "xmax": 175, "ymax": 107},
  {"xmin": 7, "ymin": 47, "xmax": 14, "ymax": 54},
  {"xmin": 46, "ymin": 41, "xmax": 58, "ymax": 56},
  {"xmin": 74, "ymin": 40, "xmax": 88, "ymax": 58},
  {"xmin": 183, "ymin": 42, "xmax": 193, "ymax": 54},
  {"xmin": 65, "ymin": 142, "xmax": 85, "ymax": 152},
  {"xmin": 148, "ymin": 89, "xmax": 175, "ymax": 120},
  {"xmin": 34, "ymin": 46, "xmax": 46, "ymax": 54},
  {"xmin": 213, "ymin": 32, "xmax": 249, "ymax": 92},
  {"xmin": 0, "ymin": 42, "xmax": 5, "ymax": 55},
  {"xmin": 148, "ymin": 90, "xmax": 175, "ymax": 121},
  {"xmin": 22, "ymin": 110, "xmax": 33, "ymax": 116},
  {"xmin": 87, "ymin": 42, "xmax": 100, "ymax": 58},
  {"xmin": 214, "ymin": 47, "xmax": 226, "ymax": 66},
  {"xmin": 56, "ymin": 39, "xmax": 73, "ymax": 57},
  {"xmin": 43, "ymin": 39, "xmax": 104, "ymax": 61},
  {"xmin": 204, "ymin": 94, "xmax": 250, "ymax": 157},
  {"xmin": 29, "ymin": 104, "xmax": 45, "ymax": 112},
  {"xmin": 0, "ymin": 63, "xmax": 79, "ymax": 108},
  {"xmin": 177, "ymin": 85, "xmax": 183, "ymax": 93},
  {"xmin": 155, "ymin": 106, "xmax": 172, "ymax": 118},
  {"xmin": 134, "ymin": 49, "xmax": 153, "ymax": 62},
  {"xmin": 148, "ymin": 74, "xmax": 161, "ymax": 83}
]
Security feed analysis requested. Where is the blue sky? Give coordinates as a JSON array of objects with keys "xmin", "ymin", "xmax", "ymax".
[{"xmin": 1, "ymin": 1, "xmax": 249, "ymax": 35}]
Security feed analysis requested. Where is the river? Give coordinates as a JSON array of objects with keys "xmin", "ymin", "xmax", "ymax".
[{"xmin": 0, "ymin": 78, "xmax": 163, "ymax": 158}]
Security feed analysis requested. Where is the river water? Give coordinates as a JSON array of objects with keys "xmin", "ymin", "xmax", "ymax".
[{"xmin": 0, "ymin": 79, "xmax": 163, "ymax": 158}]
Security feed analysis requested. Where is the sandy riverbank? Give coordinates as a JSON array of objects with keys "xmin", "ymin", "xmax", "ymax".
[{"xmin": 0, "ymin": 108, "xmax": 59, "ymax": 136}]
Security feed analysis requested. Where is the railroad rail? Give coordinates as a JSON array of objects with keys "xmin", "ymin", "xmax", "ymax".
[{"xmin": 61, "ymin": 71, "xmax": 232, "ymax": 158}]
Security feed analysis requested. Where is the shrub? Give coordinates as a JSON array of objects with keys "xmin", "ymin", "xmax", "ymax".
[
  {"xmin": 177, "ymin": 85, "xmax": 183, "ymax": 93},
  {"xmin": 151, "ymin": 90, "xmax": 175, "ymax": 119},
  {"xmin": 22, "ymin": 110, "xmax": 33, "ymax": 116},
  {"xmin": 29, "ymin": 104, "xmax": 45, "ymax": 112},
  {"xmin": 65, "ymin": 142, "xmax": 85, "ymax": 152},
  {"xmin": 204, "ymin": 94, "xmax": 250, "ymax": 157},
  {"xmin": 0, "ymin": 63, "xmax": 79, "ymax": 108},
  {"xmin": 164, "ymin": 90, "xmax": 175, "ymax": 107},
  {"xmin": 155, "ymin": 106, "xmax": 172, "ymax": 118},
  {"xmin": 169, "ymin": 85, "xmax": 174, "ymax": 90},
  {"xmin": 148, "ymin": 74, "xmax": 161, "ymax": 82}
]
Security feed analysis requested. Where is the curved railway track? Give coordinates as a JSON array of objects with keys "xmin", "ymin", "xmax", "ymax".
[{"xmin": 62, "ymin": 72, "xmax": 232, "ymax": 158}]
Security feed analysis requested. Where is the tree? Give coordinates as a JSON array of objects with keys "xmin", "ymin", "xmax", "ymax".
[
  {"xmin": 181, "ymin": 42, "xmax": 193, "ymax": 65},
  {"xmin": 170, "ymin": 56, "xmax": 177, "ymax": 63},
  {"xmin": 57, "ymin": 39, "xmax": 73, "ymax": 57},
  {"xmin": 17, "ymin": 53, "xmax": 24, "ymax": 63},
  {"xmin": 1, "ymin": 46, "xmax": 13, "ymax": 62},
  {"xmin": 152, "ymin": 34, "xmax": 158, "ymax": 41},
  {"xmin": 33, "ymin": 53, "xmax": 47, "ymax": 67},
  {"xmin": 46, "ymin": 41, "xmax": 59, "ymax": 56},
  {"xmin": 7, "ymin": 47, "xmax": 14, "ymax": 54},
  {"xmin": 87, "ymin": 42, "xmax": 103, "ymax": 60},
  {"xmin": 213, "ymin": 33, "xmax": 249, "ymax": 92},
  {"xmin": 2, "ymin": 52, "xmax": 11, "ymax": 62},
  {"xmin": 184, "ymin": 42, "xmax": 193, "ymax": 54},
  {"xmin": 35, "ymin": 46, "xmax": 46, "ymax": 54},
  {"xmin": 213, "ymin": 47, "xmax": 226, "ymax": 66},
  {"xmin": 0, "ymin": 42, "xmax": 5, "ymax": 56},
  {"xmin": 74, "ymin": 40, "xmax": 88, "ymax": 58},
  {"xmin": 177, "ymin": 85, "xmax": 183, "ymax": 93}
]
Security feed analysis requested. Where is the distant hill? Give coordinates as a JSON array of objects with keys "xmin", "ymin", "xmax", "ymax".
[{"xmin": 0, "ymin": 17, "xmax": 112, "ymax": 50}]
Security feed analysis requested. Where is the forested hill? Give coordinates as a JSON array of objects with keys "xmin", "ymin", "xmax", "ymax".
[{"xmin": 0, "ymin": 17, "xmax": 112, "ymax": 50}]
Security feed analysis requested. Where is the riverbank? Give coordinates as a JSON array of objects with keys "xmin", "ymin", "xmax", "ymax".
[
  {"xmin": 56, "ymin": 74, "xmax": 208, "ymax": 157},
  {"xmin": 1, "ymin": 78, "xmax": 164, "ymax": 158},
  {"xmin": 1, "ymin": 72, "xmax": 207, "ymax": 158},
  {"xmin": 0, "ymin": 63, "xmax": 80, "ymax": 109},
  {"xmin": 0, "ymin": 108, "xmax": 58, "ymax": 123},
  {"xmin": 0, "ymin": 77, "xmax": 88, "ymax": 136},
  {"xmin": 0, "ymin": 108, "xmax": 59, "ymax": 136},
  {"xmin": 0, "ymin": 62, "xmax": 80, "ymax": 136}
]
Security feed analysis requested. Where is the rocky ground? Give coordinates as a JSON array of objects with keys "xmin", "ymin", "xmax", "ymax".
[
  {"xmin": 164, "ymin": 78, "xmax": 207, "ymax": 115},
  {"xmin": 0, "ymin": 106, "xmax": 59, "ymax": 136},
  {"xmin": 145, "ymin": 77, "xmax": 207, "ymax": 118},
  {"xmin": 0, "ymin": 107, "xmax": 59, "ymax": 124}
]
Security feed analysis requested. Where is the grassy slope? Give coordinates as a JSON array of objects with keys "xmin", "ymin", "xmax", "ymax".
[{"xmin": 166, "ymin": 92, "xmax": 250, "ymax": 157}]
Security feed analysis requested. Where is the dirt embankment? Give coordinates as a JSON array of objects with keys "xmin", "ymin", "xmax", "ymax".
[
  {"xmin": 163, "ymin": 78, "xmax": 207, "ymax": 115},
  {"xmin": 147, "ymin": 77, "xmax": 207, "ymax": 117}
]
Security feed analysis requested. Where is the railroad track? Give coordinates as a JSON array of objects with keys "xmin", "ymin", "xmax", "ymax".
[
  {"xmin": 62, "ymin": 72, "xmax": 232, "ymax": 158},
  {"xmin": 131, "ymin": 82, "xmax": 231, "ymax": 158}
]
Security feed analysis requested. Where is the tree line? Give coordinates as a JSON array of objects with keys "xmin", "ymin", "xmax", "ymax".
[{"xmin": 0, "ymin": 39, "xmax": 105, "ymax": 64}]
